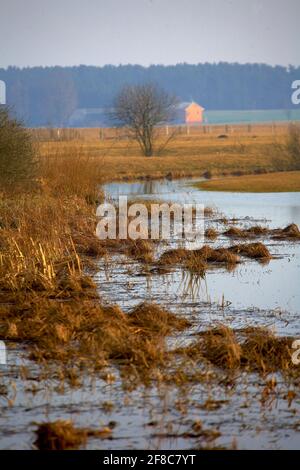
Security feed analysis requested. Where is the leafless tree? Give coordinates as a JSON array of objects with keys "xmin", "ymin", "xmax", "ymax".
[{"xmin": 112, "ymin": 83, "xmax": 178, "ymax": 156}]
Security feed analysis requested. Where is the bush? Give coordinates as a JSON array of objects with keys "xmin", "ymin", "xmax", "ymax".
[{"xmin": 0, "ymin": 107, "xmax": 37, "ymax": 190}]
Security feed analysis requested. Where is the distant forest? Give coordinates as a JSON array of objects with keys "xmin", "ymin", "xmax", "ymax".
[{"xmin": 0, "ymin": 63, "xmax": 299, "ymax": 126}]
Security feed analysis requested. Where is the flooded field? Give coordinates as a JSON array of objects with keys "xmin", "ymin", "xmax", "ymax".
[{"xmin": 1, "ymin": 178, "xmax": 300, "ymax": 449}]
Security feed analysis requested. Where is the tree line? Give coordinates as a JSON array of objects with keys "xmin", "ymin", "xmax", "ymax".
[{"xmin": 0, "ymin": 63, "xmax": 299, "ymax": 126}]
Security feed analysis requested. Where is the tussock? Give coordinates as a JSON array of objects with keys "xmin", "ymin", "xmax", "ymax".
[
  {"xmin": 272, "ymin": 223, "xmax": 300, "ymax": 240},
  {"xmin": 182, "ymin": 325, "xmax": 242, "ymax": 369},
  {"xmin": 224, "ymin": 225, "xmax": 268, "ymax": 238},
  {"xmin": 128, "ymin": 302, "xmax": 190, "ymax": 335},
  {"xmin": 194, "ymin": 246, "xmax": 239, "ymax": 265},
  {"xmin": 178, "ymin": 325, "xmax": 296, "ymax": 374},
  {"xmin": 158, "ymin": 248, "xmax": 189, "ymax": 265},
  {"xmin": 205, "ymin": 228, "xmax": 218, "ymax": 239},
  {"xmin": 158, "ymin": 245, "xmax": 239, "ymax": 274},
  {"xmin": 229, "ymin": 242, "xmax": 272, "ymax": 259},
  {"xmin": 124, "ymin": 239, "xmax": 154, "ymax": 263},
  {"xmin": 34, "ymin": 420, "xmax": 112, "ymax": 450}
]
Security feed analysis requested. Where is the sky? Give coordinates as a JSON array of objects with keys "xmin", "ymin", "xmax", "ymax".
[{"xmin": 0, "ymin": 0, "xmax": 299, "ymax": 68}]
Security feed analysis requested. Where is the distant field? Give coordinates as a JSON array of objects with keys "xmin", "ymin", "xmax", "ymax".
[
  {"xmin": 38, "ymin": 123, "xmax": 293, "ymax": 183},
  {"xmin": 194, "ymin": 171, "xmax": 300, "ymax": 192}
]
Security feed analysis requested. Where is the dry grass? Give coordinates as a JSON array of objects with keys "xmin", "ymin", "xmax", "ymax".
[
  {"xmin": 158, "ymin": 248, "xmax": 189, "ymax": 265},
  {"xmin": 224, "ymin": 226, "xmax": 268, "ymax": 239},
  {"xmin": 39, "ymin": 144, "xmax": 104, "ymax": 201},
  {"xmin": 229, "ymin": 242, "xmax": 272, "ymax": 260},
  {"xmin": 0, "ymin": 296, "xmax": 190, "ymax": 382},
  {"xmin": 178, "ymin": 324, "xmax": 297, "ymax": 374},
  {"xmin": 272, "ymin": 223, "xmax": 300, "ymax": 240},
  {"xmin": 128, "ymin": 302, "xmax": 190, "ymax": 336},
  {"xmin": 158, "ymin": 245, "xmax": 239, "ymax": 274},
  {"xmin": 0, "ymin": 193, "xmax": 103, "ymax": 296},
  {"xmin": 38, "ymin": 129, "xmax": 292, "ymax": 184},
  {"xmin": 34, "ymin": 420, "xmax": 112, "ymax": 450},
  {"xmin": 205, "ymin": 228, "xmax": 218, "ymax": 239},
  {"xmin": 224, "ymin": 224, "xmax": 300, "ymax": 242},
  {"xmin": 122, "ymin": 239, "xmax": 154, "ymax": 263},
  {"xmin": 195, "ymin": 246, "xmax": 239, "ymax": 265}
]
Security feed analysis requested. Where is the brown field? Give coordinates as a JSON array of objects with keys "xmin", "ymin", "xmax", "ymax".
[{"xmin": 37, "ymin": 123, "xmax": 293, "ymax": 183}]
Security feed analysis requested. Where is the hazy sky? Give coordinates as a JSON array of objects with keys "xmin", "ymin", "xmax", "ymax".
[{"xmin": 0, "ymin": 0, "xmax": 299, "ymax": 68}]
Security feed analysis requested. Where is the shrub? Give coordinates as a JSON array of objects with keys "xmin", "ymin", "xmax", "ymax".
[{"xmin": 0, "ymin": 107, "xmax": 37, "ymax": 190}]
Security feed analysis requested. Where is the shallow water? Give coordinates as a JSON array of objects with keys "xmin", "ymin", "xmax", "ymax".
[
  {"xmin": 1, "ymin": 178, "xmax": 300, "ymax": 450},
  {"xmin": 103, "ymin": 178, "xmax": 300, "ymax": 228},
  {"xmin": 103, "ymin": 178, "xmax": 300, "ymax": 321}
]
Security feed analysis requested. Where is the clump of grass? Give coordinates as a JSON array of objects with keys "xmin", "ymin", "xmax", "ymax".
[
  {"xmin": 128, "ymin": 302, "xmax": 190, "ymax": 335},
  {"xmin": 229, "ymin": 242, "xmax": 272, "ymax": 259},
  {"xmin": 246, "ymin": 226, "xmax": 269, "ymax": 236},
  {"xmin": 185, "ymin": 325, "xmax": 242, "ymax": 369},
  {"xmin": 240, "ymin": 327, "xmax": 293, "ymax": 373},
  {"xmin": 194, "ymin": 246, "xmax": 239, "ymax": 265},
  {"xmin": 224, "ymin": 227, "xmax": 248, "ymax": 238},
  {"xmin": 178, "ymin": 324, "xmax": 297, "ymax": 375},
  {"xmin": 34, "ymin": 420, "xmax": 112, "ymax": 450},
  {"xmin": 224, "ymin": 225, "xmax": 268, "ymax": 239},
  {"xmin": 204, "ymin": 206, "xmax": 215, "ymax": 217},
  {"xmin": 205, "ymin": 228, "xmax": 218, "ymax": 239},
  {"xmin": 158, "ymin": 245, "xmax": 239, "ymax": 273},
  {"xmin": 272, "ymin": 223, "xmax": 300, "ymax": 240},
  {"xmin": 184, "ymin": 255, "xmax": 208, "ymax": 276},
  {"xmin": 124, "ymin": 239, "xmax": 154, "ymax": 263},
  {"xmin": 158, "ymin": 248, "xmax": 189, "ymax": 265}
]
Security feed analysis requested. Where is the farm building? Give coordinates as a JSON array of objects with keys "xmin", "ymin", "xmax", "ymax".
[{"xmin": 175, "ymin": 101, "xmax": 205, "ymax": 124}]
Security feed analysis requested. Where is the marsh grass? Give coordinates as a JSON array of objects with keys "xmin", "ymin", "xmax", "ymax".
[
  {"xmin": 224, "ymin": 226, "xmax": 268, "ymax": 239},
  {"xmin": 39, "ymin": 144, "xmax": 103, "ymax": 201},
  {"xmin": 158, "ymin": 245, "xmax": 240, "ymax": 274},
  {"xmin": 34, "ymin": 420, "xmax": 113, "ymax": 450},
  {"xmin": 0, "ymin": 293, "xmax": 191, "ymax": 383},
  {"xmin": 229, "ymin": 242, "xmax": 272, "ymax": 260},
  {"xmin": 177, "ymin": 324, "xmax": 297, "ymax": 375},
  {"xmin": 272, "ymin": 223, "xmax": 300, "ymax": 240},
  {"xmin": 205, "ymin": 228, "xmax": 218, "ymax": 239}
]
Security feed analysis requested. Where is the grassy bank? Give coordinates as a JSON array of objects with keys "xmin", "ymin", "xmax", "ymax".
[{"xmin": 194, "ymin": 170, "xmax": 300, "ymax": 192}]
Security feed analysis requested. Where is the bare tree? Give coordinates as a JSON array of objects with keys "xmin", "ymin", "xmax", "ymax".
[{"xmin": 112, "ymin": 83, "xmax": 178, "ymax": 156}]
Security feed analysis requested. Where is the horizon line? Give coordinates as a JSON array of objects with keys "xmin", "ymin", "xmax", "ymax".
[{"xmin": 1, "ymin": 61, "xmax": 300, "ymax": 71}]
